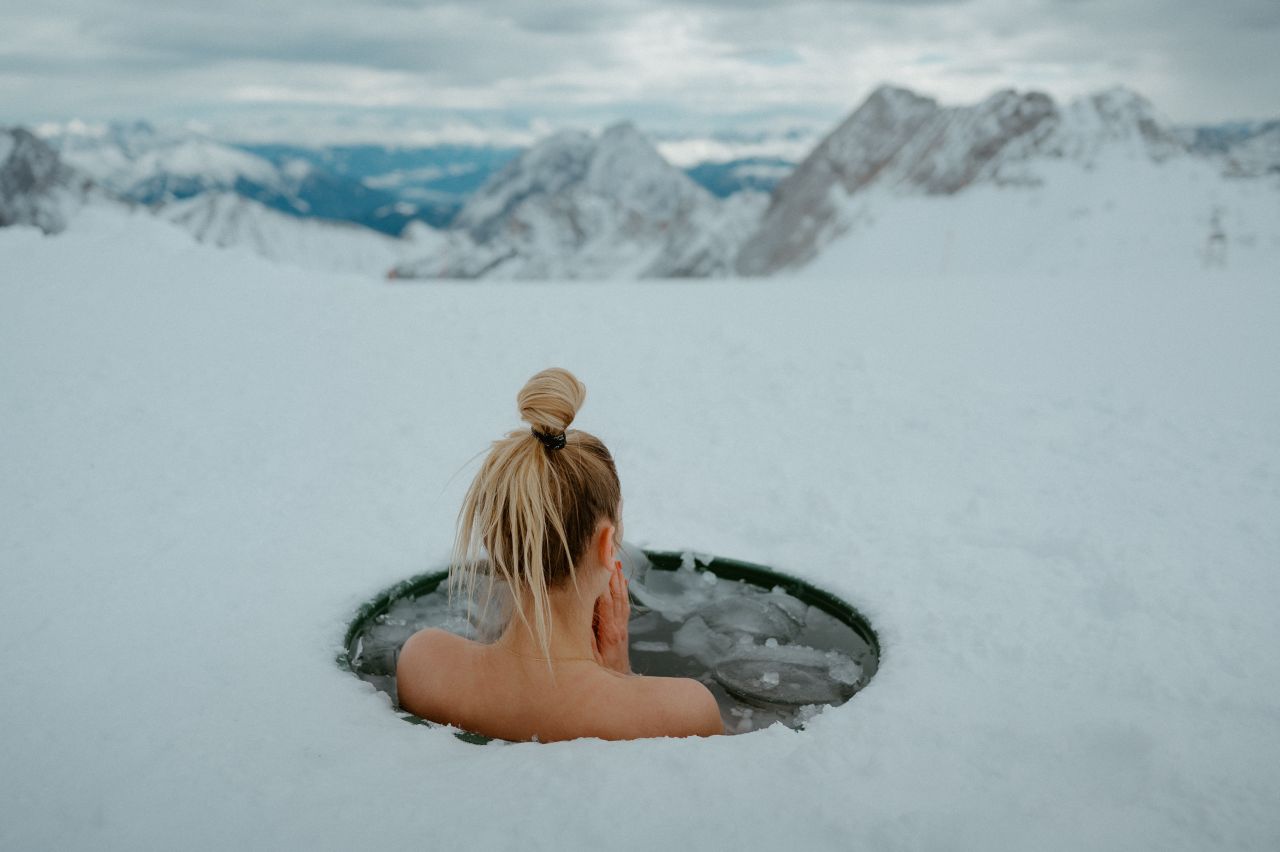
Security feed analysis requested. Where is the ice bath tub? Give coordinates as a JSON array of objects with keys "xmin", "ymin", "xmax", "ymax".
[{"xmin": 340, "ymin": 548, "xmax": 880, "ymax": 743}]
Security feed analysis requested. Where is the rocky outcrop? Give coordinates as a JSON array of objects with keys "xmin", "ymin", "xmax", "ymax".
[{"xmin": 0, "ymin": 127, "xmax": 102, "ymax": 234}]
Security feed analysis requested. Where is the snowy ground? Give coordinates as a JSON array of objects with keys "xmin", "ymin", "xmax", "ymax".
[{"xmin": 2, "ymin": 205, "xmax": 1278, "ymax": 850}]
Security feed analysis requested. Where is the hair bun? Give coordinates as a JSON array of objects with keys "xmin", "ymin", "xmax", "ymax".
[{"xmin": 518, "ymin": 368, "xmax": 586, "ymax": 435}]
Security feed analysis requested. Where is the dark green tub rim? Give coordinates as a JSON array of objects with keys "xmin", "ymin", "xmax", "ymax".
[{"xmin": 338, "ymin": 549, "xmax": 881, "ymax": 744}]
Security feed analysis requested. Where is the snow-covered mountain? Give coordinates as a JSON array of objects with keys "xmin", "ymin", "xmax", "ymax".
[
  {"xmin": 152, "ymin": 191, "xmax": 444, "ymax": 275},
  {"xmin": 734, "ymin": 85, "xmax": 1211, "ymax": 275},
  {"xmin": 40, "ymin": 120, "xmax": 281, "ymax": 202},
  {"xmin": 0, "ymin": 127, "xmax": 118, "ymax": 233},
  {"xmin": 1180, "ymin": 119, "xmax": 1280, "ymax": 177},
  {"xmin": 390, "ymin": 122, "xmax": 765, "ymax": 279},
  {"xmin": 8, "ymin": 85, "xmax": 1277, "ymax": 282},
  {"xmin": 36, "ymin": 120, "xmax": 420, "ymax": 236},
  {"xmin": 1219, "ymin": 123, "xmax": 1280, "ymax": 178},
  {"xmin": 1, "ymin": 124, "xmax": 438, "ymax": 275}
]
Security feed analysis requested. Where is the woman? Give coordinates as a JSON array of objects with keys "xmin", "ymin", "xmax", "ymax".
[{"xmin": 396, "ymin": 368, "xmax": 723, "ymax": 742}]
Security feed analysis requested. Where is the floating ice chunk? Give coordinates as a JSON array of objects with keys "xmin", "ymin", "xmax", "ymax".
[
  {"xmin": 671, "ymin": 616, "xmax": 734, "ymax": 666},
  {"xmin": 826, "ymin": 651, "xmax": 863, "ymax": 686},
  {"xmin": 764, "ymin": 638, "xmax": 778, "ymax": 649},
  {"xmin": 712, "ymin": 658, "xmax": 852, "ymax": 707},
  {"xmin": 632, "ymin": 640, "xmax": 672, "ymax": 653},
  {"xmin": 697, "ymin": 596, "xmax": 802, "ymax": 642},
  {"xmin": 628, "ymin": 567, "xmax": 717, "ymax": 621},
  {"xmin": 766, "ymin": 587, "xmax": 809, "ymax": 624},
  {"xmin": 626, "ymin": 611, "xmax": 662, "ymax": 636},
  {"xmin": 793, "ymin": 703, "xmax": 827, "ymax": 726},
  {"xmin": 729, "ymin": 706, "xmax": 756, "ymax": 733}
]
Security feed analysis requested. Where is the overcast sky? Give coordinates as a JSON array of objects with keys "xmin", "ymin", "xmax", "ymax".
[{"xmin": 1, "ymin": 0, "xmax": 1276, "ymax": 145}]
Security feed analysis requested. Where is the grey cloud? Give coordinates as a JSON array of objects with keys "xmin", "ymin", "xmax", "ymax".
[
  {"xmin": 74, "ymin": 3, "xmax": 614, "ymax": 81},
  {"xmin": 1, "ymin": 0, "xmax": 1276, "ymax": 128}
]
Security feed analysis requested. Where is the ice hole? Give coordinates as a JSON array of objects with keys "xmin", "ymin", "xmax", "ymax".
[{"xmin": 341, "ymin": 545, "xmax": 880, "ymax": 741}]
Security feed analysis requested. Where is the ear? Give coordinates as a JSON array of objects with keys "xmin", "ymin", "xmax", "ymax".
[{"xmin": 592, "ymin": 519, "xmax": 616, "ymax": 570}]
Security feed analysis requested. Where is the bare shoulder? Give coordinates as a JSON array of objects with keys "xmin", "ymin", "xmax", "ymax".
[
  {"xmin": 395, "ymin": 628, "xmax": 467, "ymax": 712},
  {"xmin": 623, "ymin": 675, "xmax": 724, "ymax": 738},
  {"xmin": 398, "ymin": 626, "xmax": 465, "ymax": 668}
]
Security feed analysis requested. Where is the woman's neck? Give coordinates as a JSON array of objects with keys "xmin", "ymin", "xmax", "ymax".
[{"xmin": 492, "ymin": 581, "xmax": 599, "ymax": 662}]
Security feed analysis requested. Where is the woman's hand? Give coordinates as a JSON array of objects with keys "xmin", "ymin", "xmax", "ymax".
[{"xmin": 592, "ymin": 561, "xmax": 631, "ymax": 675}]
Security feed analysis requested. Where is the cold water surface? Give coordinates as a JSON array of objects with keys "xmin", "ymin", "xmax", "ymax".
[{"xmin": 348, "ymin": 551, "xmax": 877, "ymax": 734}]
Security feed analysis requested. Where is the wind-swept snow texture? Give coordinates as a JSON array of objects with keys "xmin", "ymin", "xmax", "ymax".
[{"xmin": 1, "ymin": 206, "xmax": 1278, "ymax": 851}]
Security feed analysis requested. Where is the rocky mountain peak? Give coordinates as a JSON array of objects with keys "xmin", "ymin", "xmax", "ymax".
[
  {"xmin": 391, "ymin": 121, "xmax": 746, "ymax": 280},
  {"xmin": 1, "ymin": 126, "xmax": 101, "ymax": 233},
  {"xmin": 452, "ymin": 121, "xmax": 707, "ymax": 246},
  {"xmin": 1049, "ymin": 86, "xmax": 1182, "ymax": 161},
  {"xmin": 735, "ymin": 82, "xmax": 1197, "ymax": 275}
]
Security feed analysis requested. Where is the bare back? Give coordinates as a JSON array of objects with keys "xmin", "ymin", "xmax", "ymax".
[{"xmin": 396, "ymin": 629, "xmax": 723, "ymax": 742}]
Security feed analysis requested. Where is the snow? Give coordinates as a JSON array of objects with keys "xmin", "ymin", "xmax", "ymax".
[
  {"xmin": 805, "ymin": 150, "xmax": 1280, "ymax": 280},
  {"xmin": 1225, "ymin": 125, "xmax": 1280, "ymax": 177},
  {"xmin": 281, "ymin": 158, "xmax": 312, "ymax": 182},
  {"xmin": 393, "ymin": 122, "xmax": 743, "ymax": 280},
  {"xmin": 656, "ymin": 134, "xmax": 818, "ymax": 168},
  {"xmin": 40, "ymin": 122, "xmax": 284, "ymax": 198},
  {"xmin": 2, "ymin": 206, "xmax": 1279, "ymax": 850},
  {"xmin": 151, "ymin": 192, "xmax": 439, "ymax": 276},
  {"xmin": 126, "ymin": 140, "xmax": 279, "ymax": 189}
]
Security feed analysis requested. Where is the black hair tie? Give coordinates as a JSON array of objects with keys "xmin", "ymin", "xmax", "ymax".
[{"xmin": 532, "ymin": 429, "xmax": 567, "ymax": 450}]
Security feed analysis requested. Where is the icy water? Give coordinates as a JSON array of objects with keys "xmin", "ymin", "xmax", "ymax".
[{"xmin": 347, "ymin": 549, "xmax": 878, "ymax": 735}]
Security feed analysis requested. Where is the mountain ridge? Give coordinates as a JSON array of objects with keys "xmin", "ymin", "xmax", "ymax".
[
  {"xmin": 390, "ymin": 120, "xmax": 764, "ymax": 280},
  {"xmin": 735, "ymin": 83, "xmax": 1231, "ymax": 275}
]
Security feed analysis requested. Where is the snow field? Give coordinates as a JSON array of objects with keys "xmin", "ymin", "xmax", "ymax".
[{"xmin": 1, "ymin": 206, "xmax": 1278, "ymax": 850}]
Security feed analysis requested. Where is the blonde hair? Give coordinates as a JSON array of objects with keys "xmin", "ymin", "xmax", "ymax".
[{"xmin": 451, "ymin": 368, "xmax": 621, "ymax": 659}]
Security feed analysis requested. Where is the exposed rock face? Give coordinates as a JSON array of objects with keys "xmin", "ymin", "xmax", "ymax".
[
  {"xmin": 734, "ymin": 84, "xmax": 1188, "ymax": 276},
  {"xmin": 390, "ymin": 122, "xmax": 756, "ymax": 279},
  {"xmin": 0, "ymin": 127, "xmax": 101, "ymax": 234}
]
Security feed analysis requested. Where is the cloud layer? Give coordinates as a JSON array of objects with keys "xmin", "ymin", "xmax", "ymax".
[{"xmin": 1, "ymin": 0, "xmax": 1276, "ymax": 142}]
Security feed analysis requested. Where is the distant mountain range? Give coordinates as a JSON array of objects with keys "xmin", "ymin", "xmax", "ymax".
[
  {"xmin": 3, "ymin": 84, "xmax": 1277, "ymax": 279},
  {"xmin": 28, "ymin": 121, "xmax": 792, "ymax": 236},
  {"xmin": 35, "ymin": 120, "xmax": 486, "ymax": 234}
]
